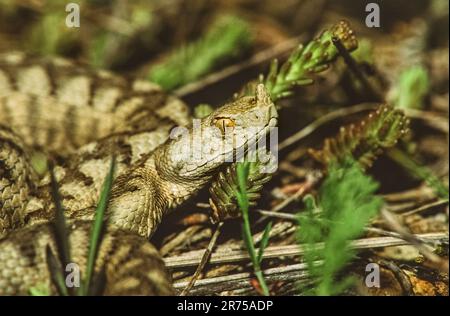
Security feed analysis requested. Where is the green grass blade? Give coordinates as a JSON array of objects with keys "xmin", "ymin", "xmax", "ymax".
[
  {"xmin": 45, "ymin": 245, "xmax": 69, "ymax": 296},
  {"xmin": 257, "ymin": 222, "xmax": 272, "ymax": 264},
  {"xmin": 48, "ymin": 163, "xmax": 73, "ymax": 295},
  {"xmin": 82, "ymin": 155, "xmax": 116, "ymax": 295}
]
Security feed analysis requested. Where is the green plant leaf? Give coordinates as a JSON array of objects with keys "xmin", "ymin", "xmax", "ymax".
[
  {"xmin": 309, "ymin": 105, "xmax": 409, "ymax": 170},
  {"xmin": 297, "ymin": 160, "xmax": 383, "ymax": 295},
  {"xmin": 28, "ymin": 283, "xmax": 51, "ymax": 296},
  {"xmin": 391, "ymin": 65, "xmax": 430, "ymax": 110},
  {"xmin": 148, "ymin": 14, "xmax": 252, "ymax": 90},
  {"xmin": 209, "ymin": 150, "xmax": 274, "ymax": 223},
  {"xmin": 235, "ymin": 161, "xmax": 270, "ymax": 295},
  {"xmin": 241, "ymin": 225, "xmax": 257, "ymax": 264},
  {"xmin": 82, "ymin": 155, "xmax": 116, "ymax": 296},
  {"xmin": 45, "ymin": 245, "xmax": 69, "ymax": 296},
  {"xmin": 257, "ymin": 222, "xmax": 272, "ymax": 264},
  {"xmin": 239, "ymin": 21, "xmax": 358, "ymax": 102}
]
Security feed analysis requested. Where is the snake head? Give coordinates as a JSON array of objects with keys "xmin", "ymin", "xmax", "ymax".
[{"xmin": 161, "ymin": 84, "xmax": 278, "ymax": 182}]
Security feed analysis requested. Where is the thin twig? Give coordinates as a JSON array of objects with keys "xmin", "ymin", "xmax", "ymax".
[
  {"xmin": 378, "ymin": 259, "xmax": 414, "ymax": 296},
  {"xmin": 254, "ymin": 209, "xmax": 439, "ymax": 243},
  {"xmin": 401, "ymin": 199, "xmax": 449, "ymax": 217},
  {"xmin": 274, "ymin": 173, "xmax": 319, "ymax": 212},
  {"xmin": 382, "ymin": 185, "xmax": 436, "ymax": 202},
  {"xmin": 278, "ymin": 103, "xmax": 378, "ymax": 151},
  {"xmin": 173, "ymin": 262, "xmax": 314, "ymax": 295},
  {"xmin": 380, "ymin": 208, "xmax": 448, "ymax": 273},
  {"xmin": 254, "ymin": 174, "xmax": 319, "ymax": 227},
  {"xmin": 332, "ymin": 36, "xmax": 383, "ymax": 101},
  {"xmin": 403, "ymin": 109, "xmax": 449, "ymax": 133},
  {"xmin": 180, "ymin": 221, "xmax": 224, "ymax": 296},
  {"xmin": 256, "ymin": 209, "xmax": 297, "ymax": 220}
]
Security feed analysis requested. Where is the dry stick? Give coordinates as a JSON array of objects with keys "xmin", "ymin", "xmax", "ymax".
[
  {"xmin": 278, "ymin": 104, "xmax": 449, "ymax": 152},
  {"xmin": 279, "ymin": 161, "xmax": 309, "ymax": 177},
  {"xmin": 278, "ymin": 103, "xmax": 378, "ymax": 151},
  {"xmin": 172, "ymin": 234, "xmax": 450, "ymax": 294},
  {"xmin": 180, "ymin": 221, "xmax": 224, "ymax": 296},
  {"xmin": 173, "ymin": 262, "xmax": 314, "ymax": 294},
  {"xmin": 380, "ymin": 208, "xmax": 448, "ymax": 273},
  {"xmin": 404, "ymin": 109, "xmax": 449, "ymax": 133},
  {"xmin": 254, "ymin": 209, "xmax": 438, "ymax": 242},
  {"xmin": 164, "ymin": 232, "xmax": 447, "ymax": 268},
  {"xmin": 388, "ymin": 201, "xmax": 422, "ymax": 213},
  {"xmin": 256, "ymin": 209, "xmax": 298, "ymax": 220},
  {"xmin": 401, "ymin": 199, "xmax": 449, "ymax": 217},
  {"xmin": 364, "ymin": 227, "xmax": 430, "ymax": 241},
  {"xmin": 378, "ymin": 259, "xmax": 414, "ymax": 296},
  {"xmin": 174, "ymin": 37, "xmax": 302, "ymax": 97},
  {"xmin": 272, "ymin": 176, "xmax": 318, "ymax": 213},
  {"xmin": 382, "ymin": 185, "xmax": 436, "ymax": 202},
  {"xmin": 254, "ymin": 174, "xmax": 319, "ymax": 227},
  {"xmin": 332, "ymin": 36, "xmax": 384, "ymax": 101},
  {"xmin": 160, "ymin": 225, "xmax": 204, "ymax": 256}
]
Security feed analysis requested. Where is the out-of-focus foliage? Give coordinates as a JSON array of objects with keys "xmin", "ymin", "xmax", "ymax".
[
  {"xmin": 26, "ymin": 3, "xmax": 81, "ymax": 55},
  {"xmin": 389, "ymin": 148, "xmax": 449, "ymax": 200},
  {"xmin": 390, "ymin": 65, "xmax": 430, "ymax": 109},
  {"xmin": 193, "ymin": 103, "xmax": 214, "ymax": 119},
  {"xmin": 351, "ymin": 38, "xmax": 374, "ymax": 65},
  {"xmin": 297, "ymin": 160, "xmax": 383, "ymax": 296},
  {"xmin": 148, "ymin": 14, "xmax": 252, "ymax": 91},
  {"xmin": 29, "ymin": 283, "xmax": 51, "ymax": 296}
]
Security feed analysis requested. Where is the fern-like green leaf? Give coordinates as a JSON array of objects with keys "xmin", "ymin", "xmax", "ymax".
[
  {"xmin": 209, "ymin": 150, "xmax": 275, "ymax": 223},
  {"xmin": 148, "ymin": 14, "xmax": 251, "ymax": 91},
  {"xmin": 240, "ymin": 20, "xmax": 358, "ymax": 101},
  {"xmin": 308, "ymin": 104, "xmax": 409, "ymax": 170},
  {"xmin": 297, "ymin": 160, "xmax": 383, "ymax": 295}
]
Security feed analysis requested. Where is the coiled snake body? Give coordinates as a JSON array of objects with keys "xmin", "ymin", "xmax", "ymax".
[{"xmin": 0, "ymin": 52, "xmax": 277, "ymax": 295}]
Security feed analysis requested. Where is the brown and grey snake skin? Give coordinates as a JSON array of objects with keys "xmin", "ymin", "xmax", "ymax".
[{"xmin": 0, "ymin": 51, "xmax": 278, "ymax": 295}]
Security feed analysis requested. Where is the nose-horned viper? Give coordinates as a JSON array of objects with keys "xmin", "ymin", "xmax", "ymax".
[{"xmin": 0, "ymin": 51, "xmax": 278, "ymax": 295}]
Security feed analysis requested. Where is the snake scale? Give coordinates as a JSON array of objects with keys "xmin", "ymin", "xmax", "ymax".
[{"xmin": 0, "ymin": 51, "xmax": 278, "ymax": 295}]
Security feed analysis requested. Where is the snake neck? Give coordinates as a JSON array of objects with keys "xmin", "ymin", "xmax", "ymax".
[{"xmin": 151, "ymin": 145, "xmax": 216, "ymax": 210}]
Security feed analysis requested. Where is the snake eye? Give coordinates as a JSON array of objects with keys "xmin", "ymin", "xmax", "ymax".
[{"xmin": 213, "ymin": 117, "xmax": 235, "ymax": 135}]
